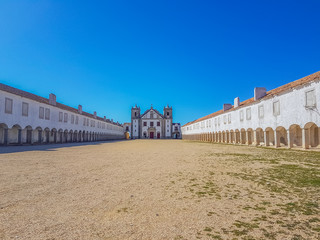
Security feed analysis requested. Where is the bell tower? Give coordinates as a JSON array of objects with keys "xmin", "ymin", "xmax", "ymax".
[
  {"xmin": 164, "ymin": 105, "xmax": 172, "ymax": 119},
  {"xmin": 131, "ymin": 105, "xmax": 140, "ymax": 139},
  {"xmin": 163, "ymin": 105, "xmax": 173, "ymax": 138}
]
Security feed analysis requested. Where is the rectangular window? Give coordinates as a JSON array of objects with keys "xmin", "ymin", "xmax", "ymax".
[
  {"xmin": 150, "ymin": 122, "xmax": 154, "ymax": 127},
  {"xmin": 5, "ymin": 98, "xmax": 13, "ymax": 114},
  {"xmin": 39, "ymin": 107, "xmax": 44, "ymax": 119},
  {"xmin": 87, "ymin": 119, "xmax": 89, "ymax": 126},
  {"xmin": 144, "ymin": 122, "xmax": 147, "ymax": 126},
  {"xmin": 228, "ymin": 114, "xmax": 231, "ymax": 124},
  {"xmin": 83, "ymin": 118, "xmax": 86, "ymax": 126},
  {"xmin": 240, "ymin": 110, "xmax": 244, "ymax": 121},
  {"xmin": 306, "ymin": 89, "xmax": 316, "ymax": 108},
  {"xmin": 75, "ymin": 116, "xmax": 79, "ymax": 125},
  {"xmin": 64, "ymin": 113, "xmax": 68, "ymax": 122},
  {"xmin": 273, "ymin": 101, "xmax": 280, "ymax": 116},
  {"xmin": 71, "ymin": 115, "xmax": 74, "ymax": 124},
  {"xmin": 223, "ymin": 115, "xmax": 227, "ymax": 124},
  {"xmin": 157, "ymin": 122, "xmax": 160, "ymax": 126},
  {"xmin": 246, "ymin": 108, "xmax": 251, "ymax": 120},
  {"xmin": 59, "ymin": 112, "xmax": 63, "ymax": 122},
  {"xmin": 45, "ymin": 108, "xmax": 50, "ymax": 120},
  {"xmin": 258, "ymin": 105, "xmax": 264, "ymax": 118},
  {"xmin": 22, "ymin": 102, "xmax": 28, "ymax": 116}
]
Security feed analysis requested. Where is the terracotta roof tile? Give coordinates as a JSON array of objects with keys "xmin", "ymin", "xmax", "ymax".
[{"xmin": 183, "ymin": 71, "xmax": 320, "ymax": 127}]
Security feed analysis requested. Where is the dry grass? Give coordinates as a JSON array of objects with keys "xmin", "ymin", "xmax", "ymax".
[{"xmin": 0, "ymin": 140, "xmax": 319, "ymax": 240}]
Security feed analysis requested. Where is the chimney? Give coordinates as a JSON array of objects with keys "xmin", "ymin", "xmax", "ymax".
[
  {"xmin": 234, "ymin": 97, "xmax": 240, "ymax": 108},
  {"xmin": 104, "ymin": 116, "xmax": 106, "ymax": 121},
  {"xmin": 223, "ymin": 104, "xmax": 232, "ymax": 112},
  {"xmin": 111, "ymin": 119, "xmax": 113, "ymax": 123},
  {"xmin": 49, "ymin": 93, "xmax": 56, "ymax": 106},
  {"xmin": 78, "ymin": 105, "xmax": 82, "ymax": 114},
  {"xmin": 254, "ymin": 87, "xmax": 267, "ymax": 101},
  {"xmin": 94, "ymin": 111, "xmax": 97, "ymax": 118}
]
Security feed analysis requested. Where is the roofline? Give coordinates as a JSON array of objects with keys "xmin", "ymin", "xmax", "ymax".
[
  {"xmin": 0, "ymin": 83, "xmax": 123, "ymax": 127},
  {"xmin": 182, "ymin": 71, "xmax": 320, "ymax": 127}
]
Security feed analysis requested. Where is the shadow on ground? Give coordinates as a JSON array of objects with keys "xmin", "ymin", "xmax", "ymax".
[{"xmin": 0, "ymin": 140, "xmax": 125, "ymax": 154}]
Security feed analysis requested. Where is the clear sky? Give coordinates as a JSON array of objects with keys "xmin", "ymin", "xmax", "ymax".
[{"xmin": 0, "ymin": 0, "xmax": 319, "ymax": 125}]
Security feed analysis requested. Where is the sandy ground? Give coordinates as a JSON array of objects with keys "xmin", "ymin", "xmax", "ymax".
[{"xmin": 0, "ymin": 140, "xmax": 319, "ymax": 240}]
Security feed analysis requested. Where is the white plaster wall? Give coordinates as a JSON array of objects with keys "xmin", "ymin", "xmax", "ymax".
[
  {"xmin": 165, "ymin": 119, "xmax": 172, "ymax": 137},
  {"xmin": 132, "ymin": 119, "xmax": 139, "ymax": 137},
  {"xmin": 182, "ymin": 81, "xmax": 320, "ymax": 135},
  {"xmin": 0, "ymin": 90, "xmax": 124, "ymax": 136}
]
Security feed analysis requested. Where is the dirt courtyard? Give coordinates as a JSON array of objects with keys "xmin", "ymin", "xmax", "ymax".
[{"xmin": 0, "ymin": 140, "xmax": 319, "ymax": 240}]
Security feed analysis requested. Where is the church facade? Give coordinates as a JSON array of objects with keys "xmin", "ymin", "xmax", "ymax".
[{"xmin": 131, "ymin": 105, "xmax": 181, "ymax": 139}]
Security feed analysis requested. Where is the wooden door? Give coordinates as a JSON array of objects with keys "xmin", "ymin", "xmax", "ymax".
[{"xmin": 150, "ymin": 132, "xmax": 154, "ymax": 139}]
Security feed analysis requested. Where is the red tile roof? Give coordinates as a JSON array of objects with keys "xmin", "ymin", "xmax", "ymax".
[
  {"xmin": 0, "ymin": 83, "xmax": 122, "ymax": 126},
  {"xmin": 183, "ymin": 71, "xmax": 320, "ymax": 127}
]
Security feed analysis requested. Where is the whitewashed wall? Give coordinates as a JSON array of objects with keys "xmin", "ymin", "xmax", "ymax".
[
  {"xmin": 182, "ymin": 81, "xmax": 320, "ymax": 135},
  {"xmin": 0, "ymin": 90, "xmax": 124, "ymax": 137}
]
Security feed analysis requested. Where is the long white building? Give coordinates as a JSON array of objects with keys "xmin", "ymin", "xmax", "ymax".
[
  {"xmin": 0, "ymin": 83, "xmax": 124, "ymax": 145},
  {"xmin": 181, "ymin": 71, "xmax": 320, "ymax": 149}
]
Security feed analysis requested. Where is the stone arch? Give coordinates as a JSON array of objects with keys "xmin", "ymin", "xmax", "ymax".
[
  {"xmin": 78, "ymin": 130, "xmax": 82, "ymax": 142},
  {"xmin": 58, "ymin": 129, "xmax": 63, "ymax": 143},
  {"xmin": 247, "ymin": 128, "xmax": 253, "ymax": 145},
  {"xmin": 217, "ymin": 131, "xmax": 221, "ymax": 143},
  {"xmin": 226, "ymin": 130, "xmax": 230, "ymax": 143},
  {"xmin": 74, "ymin": 130, "xmax": 78, "ymax": 142},
  {"xmin": 235, "ymin": 129, "xmax": 240, "ymax": 144},
  {"xmin": 0, "ymin": 123, "xmax": 9, "ymax": 145},
  {"xmin": 303, "ymin": 122, "xmax": 319, "ymax": 148},
  {"xmin": 222, "ymin": 131, "xmax": 226, "ymax": 143},
  {"xmin": 33, "ymin": 126, "xmax": 43, "ymax": 144},
  {"xmin": 50, "ymin": 128, "xmax": 57, "ymax": 143},
  {"xmin": 289, "ymin": 124, "xmax": 302, "ymax": 148},
  {"xmin": 8, "ymin": 124, "xmax": 22, "ymax": 145},
  {"xmin": 43, "ymin": 127, "xmax": 50, "ymax": 144},
  {"xmin": 63, "ymin": 129, "xmax": 68, "ymax": 143},
  {"xmin": 255, "ymin": 128, "xmax": 264, "ymax": 146},
  {"xmin": 22, "ymin": 125, "xmax": 33, "ymax": 144},
  {"xmin": 264, "ymin": 127, "xmax": 275, "ymax": 146},
  {"xmin": 275, "ymin": 126, "xmax": 287, "ymax": 148},
  {"xmin": 230, "ymin": 130, "xmax": 235, "ymax": 144},
  {"xmin": 69, "ymin": 130, "xmax": 74, "ymax": 142},
  {"xmin": 240, "ymin": 128, "xmax": 246, "ymax": 144}
]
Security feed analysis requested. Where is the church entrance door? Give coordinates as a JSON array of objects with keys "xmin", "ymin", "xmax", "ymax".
[{"xmin": 150, "ymin": 132, "xmax": 154, "ymax": 139}]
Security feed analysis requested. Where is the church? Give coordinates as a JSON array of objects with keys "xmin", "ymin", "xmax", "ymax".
[{"xmin": 130, "ymin": 105, "xmax": 181, "ymax": 139}]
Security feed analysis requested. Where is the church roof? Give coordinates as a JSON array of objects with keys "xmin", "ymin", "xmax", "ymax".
[
  {"xmin": 183, "ymin": 71, "xmax": 320, "ymax": 127},
  {"xmin": 140, "ymin": 108, "xmax": 164, "ymax": 118}
]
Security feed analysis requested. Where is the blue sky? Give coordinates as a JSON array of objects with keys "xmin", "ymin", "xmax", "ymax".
[{"xmin": 0, "ymin": 0, "xmax": 319, "ymax": 125}]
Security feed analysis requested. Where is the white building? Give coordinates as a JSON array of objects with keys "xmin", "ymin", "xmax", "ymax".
[
  {"xmin": 131, "ymin": 105, "xmax": 181, "ymax": 139},
  {"xmin": 0, "ymin": 83, "xmax": 125, "ymax": 145},
  {"xmin": 181, "ymin": 71, "xmax": 320, "ymax": 149}
]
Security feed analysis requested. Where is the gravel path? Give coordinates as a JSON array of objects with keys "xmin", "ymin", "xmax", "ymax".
[{"xmin": 0, "ymin": 140, "xmax": 319, "ymax": 240}]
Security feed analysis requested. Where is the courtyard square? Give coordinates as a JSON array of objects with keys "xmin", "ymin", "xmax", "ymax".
[{"xmin": 0, "ymin": 140, "xmax": 319, "ymax": 240}]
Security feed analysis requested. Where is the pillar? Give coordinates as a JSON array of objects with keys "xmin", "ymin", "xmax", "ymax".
[
  {"xmin": 253, "ymin": 130, "xmax": 258, "ymax": 146},
  {"xmin": 287, "ymin": 129, "xmax": 292, "ymax": 148},
  {"xmin": 302, "ymin": 128, "xmax": 309, "ymax": 149},
  {"xmin": 18, "ymin": 129, "xmax": 22, "ymax": 145},
  {"xmin": 264, "ymin": 131, "xmax": 270, "ymax": 147},
  {"xmin": 245, "ymin": 131, "xmax": 249, "ymax": 145},
  {"xmin": 274, "ymin": 130, "xmax": 280, "ymax": 148},
  {"xmin": 4, "ymin": 128, "xmax": 8, "ymax": 145}
]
